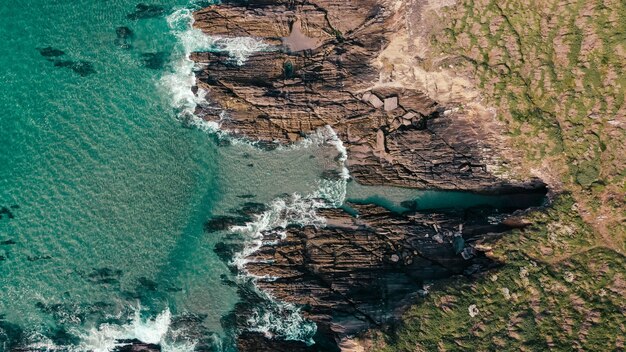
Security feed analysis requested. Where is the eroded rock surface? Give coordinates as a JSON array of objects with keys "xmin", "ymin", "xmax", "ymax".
[
  {"xmin": 191, "ymin": 0, "xmax": 548, "ymax": 350},
  {"xmin": 191, "ymin": 0, "xmax": 542, "ymax": 192},
  {"xmin": 246, "ymin": 203, "xmax": 516, "ymax": 337}
]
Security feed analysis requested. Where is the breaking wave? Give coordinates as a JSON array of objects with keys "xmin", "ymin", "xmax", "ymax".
[
  {"xmin": 161, "ymin": 7, "xmax": 270, "ymax": 123},
  {"xmin": 24, "ymin": 308, "xmax": 196, "ymax": 352}
]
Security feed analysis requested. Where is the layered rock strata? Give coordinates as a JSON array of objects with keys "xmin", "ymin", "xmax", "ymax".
[
  {"xmin": 191, "ymin": 0, "xmax": 547, "ymax": 350},
  {"xmin": 191, "ymin": 0, "xmax": 543, "ymax": 192}
]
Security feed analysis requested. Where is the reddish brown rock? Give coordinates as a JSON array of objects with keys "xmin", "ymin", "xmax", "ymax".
[{"xmin": 191, "ymin": 0, "xmax": 542, "ymax": 193}]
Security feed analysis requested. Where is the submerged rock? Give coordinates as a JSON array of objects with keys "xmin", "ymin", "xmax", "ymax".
[
  {"xmin": 53, "ymin": 60, "xmax": 97, "ymax": 76},
  {"xmin": 115, "ymin": 26, "xmax": 134, "ymax": 49},
  {"xmin": 203, "ymin": 215, "xmax": 248, "ymax": 233},
  {"xmin": 37, "ymin": 46, "xmax": 65, "ymax": 58},
  {"xmin": 139, "ymin": 52, "xmax": 168, "ymax": 70},
  {"xmin": 0, "ymin": 206, "xmax": 15, "ymax": 219},
  {"xmin": 116, "ymin": 26, "xmax": 133, "ymax": 39},
  {"xmin": 85, "ymin": 267, "xmax": 123, "ymax": 284}
]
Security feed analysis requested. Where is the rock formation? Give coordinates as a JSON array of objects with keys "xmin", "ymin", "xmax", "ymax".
[
  {"xmin": 191, "ymin": 0, "xmax": 547, "ymax": 350},
  {"xmin": 191, "ymin": 0, "xmax": 543, "ymax": 192}
]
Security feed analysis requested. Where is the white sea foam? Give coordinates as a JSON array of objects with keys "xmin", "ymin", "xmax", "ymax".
[
  {"xmin": 23, "ymin": 308, "xmax": 194, "ymax": 352},
  {"xmin": 247, "ymin": 301, "xmax": 317, "ymax": 343},
  {"xmin": 162, "ymin": 8, "xmax": 270, "ymax": 121},
  {"xmin": 74, "ymin": 308, "xmax": 196, "ymax": 352}
]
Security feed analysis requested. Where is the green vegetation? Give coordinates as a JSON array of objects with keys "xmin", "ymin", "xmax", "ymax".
[
  {"xmin": 373, "ymin": 1, "xmax": 626, "ymax": 350},
  {"xmin": 431, "ymin": 0, "xmax": 625, "ymax": 248},
  {"xmin": 375, "ymin": 196, "xmax": 625, "ymax": 351}
]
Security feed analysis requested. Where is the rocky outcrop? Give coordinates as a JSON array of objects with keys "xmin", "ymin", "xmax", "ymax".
[
  {"xmin": 245, "ymin": 202, "xmax": 520, "ymax": 339},
  {"xmin": 191, "ymin": 0, "xmax": 548, "ymax": 350},
  {"xmin": 191, "ymin": 0, "xmax": 543, "ymax": 193}
]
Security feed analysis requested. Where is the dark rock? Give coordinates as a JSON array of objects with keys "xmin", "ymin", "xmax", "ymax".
[
  {"xmin": 1, "ymin": 239, "xmax": 16, "ymax": 245},
  {"xmin": 203, "ymin": 215, "xmax": 247, "ymax": 233},
  {"xmin": 237, "ymin": 194, "xmax": 256, "ymax": 199},
  {"xmin": 238, "ymin": 202, "xmax": 267, "ymax": 216},
  {"xmin": 114, "ymin": 339, "xmax": 161, "ymax": 352},
  {"xmin": 214, "ymin": 241, "xmax": 245, "ymax": 264},
  {"xmin": 49, "ymin": 327, "xmax": 80, "ymax": 346},
  {"xmin": 400, "ymin": 200, "xmax": 419, "ymax": 211},
  {"xmin": 127, "ymin": 4, "xmax": 166, "ymax": 20},
  {"xmin": 137, "ymin": 277, "xmax": 158, "ymax": 291},
  {"xmin": 0, "ymin": 206, "xmax": 15, "ymax": 219},
  {"xmin": 37, "ymin": 46, "xmax": 65, "ymax": 57},
  {"xmin": 0, "ymin": 319, "xmax": 24, "ymax": 351},
  {"xmin": 116, "ymin": 26, "xmax": 134, "ymax": 39},
  {"xmin": 53, "ymin": 60, "xmax": 97, "ymax": 76},
  {"xmin": 320, "ymin": 170, "xmax": 343, "ymax": 181},
  {"xmin": 220, "ymin": 274, "xmax": 238, "ymax": 287}
]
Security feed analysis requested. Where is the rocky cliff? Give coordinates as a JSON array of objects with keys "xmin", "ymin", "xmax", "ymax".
[{"xmin": 190, "ymin": 0, "xmax": 547, "ymax": 350}]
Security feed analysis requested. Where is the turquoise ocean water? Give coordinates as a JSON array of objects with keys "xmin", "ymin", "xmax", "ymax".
[
  {"xmin": 0, "ymin": 1, "xmax": 341, "ymax": 350},
  {"xmin": 0, "ymin": 1, "xmax": 545, "ymax": 351}
]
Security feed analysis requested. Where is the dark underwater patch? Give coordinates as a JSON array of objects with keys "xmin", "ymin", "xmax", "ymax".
[
  {"xmin": 38, "ymin": 46, "xmax": 65, "ymax": 57},
  {"xmin": 86, "ymin": 267, "xmax": 123, "ymax": 285},
  {"xmin": 126, "ymin": 4, "xmax": 166, "ymax": 20},
  {"xmin": 237, "ymin": 202, "xmax": 267, "ymax": 217},
  {"xmin": 400, "ymin": 200, "xmax": 419, "ymax": 212},
  {"xmin": 140, "ymin": 52, "xmax": 169, "ymax": 70},
  {"xmin": 116, "ymin": 26, "xmax": 134, "ymax": 39},
  {"xmin": 320, "ymin": 169, "xmax": 343, "ymax": 181},
  {"xmin": 138, "ymin": 277, "xmax": 158, "ymax": 291},
  {"xmin": 237, "ymin": 194, "xmax": 256, "ymax": 199},
  {"xmin": 27, "ymin": 254, "xmax": 52, "ymax": 261},
  {"xmin": 115, "ymin": 26, "xmax": 134, "ymax": 49},
  {"xmin": 53, "ymin": 60, "xmax": 97, "ymax": 77},
  {"xmin": 1, "ymin": 239, "xmax": 17, "ymax": 245},
  {"xmin": 0, "ymin": 318, "xmax": 24, "ymax": 351},
  {"xmin": 214, "ymin": 241, "xmax": 245, "ymax": 264},
  {"xmin": 0, "ymin": 206, "xmax": 16, "ymax": 220},
  {"xmin": 169, "ymin": 314, "xmax": 217, "ymax": 347},
  {"xmin": 220, "ymin": 274, "xmax": 237, "ymax": 287},
  {"xmin": 49, "ymin": 327, "xmax": 80, "ymax": 346},
  {"xmin": 203, "ymin": 215, "xmax": 248, "ymax": 233}
]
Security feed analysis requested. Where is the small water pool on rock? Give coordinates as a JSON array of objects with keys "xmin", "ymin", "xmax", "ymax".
[{"xmin": 345, "ymin": 180, "xmax": 548, "ymax": 214}]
